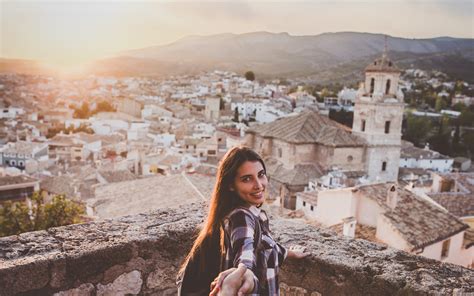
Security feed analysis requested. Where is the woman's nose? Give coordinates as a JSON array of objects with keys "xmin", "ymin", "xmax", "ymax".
[{"xmin": 254, "ymin": 179, "xmax": 263, "ymax": 189}]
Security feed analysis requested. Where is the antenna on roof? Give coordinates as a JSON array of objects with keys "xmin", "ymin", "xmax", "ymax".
[{"xmin": 383, "ymin": 35, "xmax": 388, "ymax": 58}]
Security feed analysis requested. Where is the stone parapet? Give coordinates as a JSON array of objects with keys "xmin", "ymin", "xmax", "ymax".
[{"xmin": 0, "ymin": 203, "xmax": 472, "ymax": 295}]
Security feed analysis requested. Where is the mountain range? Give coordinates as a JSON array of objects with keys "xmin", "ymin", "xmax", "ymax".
[{"xmin": 2, "ymin": 32, "xmax": 473, "ymax": 82}]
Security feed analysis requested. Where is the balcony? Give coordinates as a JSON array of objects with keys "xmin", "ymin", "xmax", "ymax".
[{"xmin": 0, "ymin": 203, "xmax": 472, "ymax": 295}]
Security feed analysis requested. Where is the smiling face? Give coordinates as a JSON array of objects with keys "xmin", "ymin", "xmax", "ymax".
[{"xmin": 231, "ymin": 160, "xmax": 268, "ymax": 207}]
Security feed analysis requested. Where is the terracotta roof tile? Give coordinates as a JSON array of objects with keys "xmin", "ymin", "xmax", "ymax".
[
  {"xmin": 248, "ymin": 111, "xmax": 365, "ymax": 147},
  {"xmin": 357, "ymin": 183, "xmax": 468, "ymax": 250}
]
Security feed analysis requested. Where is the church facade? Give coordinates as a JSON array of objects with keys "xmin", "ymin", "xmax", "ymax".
[{"xmin": 244, "ymin": 52, "xmax": 404, "ymax": 209}]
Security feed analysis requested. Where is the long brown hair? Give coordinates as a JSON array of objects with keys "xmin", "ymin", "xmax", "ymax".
[{"xmin": 180, "ymin": 146, "xmax": 266, "ymax": 273}]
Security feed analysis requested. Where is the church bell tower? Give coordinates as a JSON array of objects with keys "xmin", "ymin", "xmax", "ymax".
[{"xmin": 352, "ymin": 43, "xmax": 404, "ymax": 182}]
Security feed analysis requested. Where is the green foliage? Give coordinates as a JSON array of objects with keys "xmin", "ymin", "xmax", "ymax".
[
  {"xmin": 244, "ymin": 71, "xmax": 255, "ymax": 81},
  {"xmin": 435, "ymin": 97, "xmax": 447, "ymax": 112},
  {"xmin": 233, "ymin": 107, "xmax": 239, "ymax": 122},
  {"xmin": 46, "ymin": 124, "xmax": 94, "ymax": 139},
  {"xmin": 428, "ymin": 132, "xmax": 452, "ymax": 156},
  {"xmin": 0, "ymin": 192, "xmax": 85, "ymax": 237},
  {"xmin": 94, "ymin": 101, "xmax": 115, "ymax": 113},
  {"xmin": 403, "ymin": 113, "xmax": 432, "ymax": 146},
  {"xmin": 219, "ymin": 97, "xmax": 225, "ymax": 110},
  {"xmin": 329, "ymin": 109, "xmax": 353, "ymax": 128},
  {"xmin": 459, "ymin": 108, "xmax": 474, "ymax": 127},
  {"xmin": 73, "ymin": 100, "xmax": 115, "ymax": 119},
  {"xmin": 73, "ymin": 102, "xmax": 90, "ymax": 119}
]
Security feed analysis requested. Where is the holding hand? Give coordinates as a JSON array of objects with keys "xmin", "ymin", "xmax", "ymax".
[{"xmin": 210, "ymin": 263, "xmax": 255, "ymax": 296}]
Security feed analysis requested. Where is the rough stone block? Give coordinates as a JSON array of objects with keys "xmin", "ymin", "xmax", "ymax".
[
  {"xmin": 96, "ymin": 270, "xmax": 142, "ymax": 296},
  {"xmin": 53, "ymin": 283, "xmax": 95, "ymax": 296}
]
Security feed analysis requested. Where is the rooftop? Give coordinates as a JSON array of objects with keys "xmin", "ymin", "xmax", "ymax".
[
  {"xmin": 90, "ymin": 173, "xmax": 213, "ymax": 219},
  {"xmin": 356, "ymin": 183, "xmax": 469, "ymax": 250},
  {"xmin": 1, "ymin": 141, "xmax": 47, "ymax": 154},
  {"xmin": 248, "ymin": 111, "xmax": 365, "ymax": 147},
  {"xmin": 266, "ymin": 158, "xmax": 324, "ymax": 187},
  {"xmin": 401, "ymin": 141, "xmax": 449, "ymax": 160},
  {"xmin": 365, "ymin": 53, "xmax": 401, "ymax": 73},
  {"xmin": 428, "ymin": 172, "xmax": 474, "ymax": 218},
  {"xmin": 0, "ymin": 175, "xmax": 38, "ymax": 187}
]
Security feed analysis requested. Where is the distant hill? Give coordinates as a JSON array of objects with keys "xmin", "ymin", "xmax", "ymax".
[
  {"xmin": 2, "ymin": 32, "xmax": 473, "ymax": 82},
  {"xmin": 0, "ymin": 58, "xmax": 53, "ymax": 76},
  {"xmin": 96, "ymin": 31, "xmax": 474, "ymax": 82}
]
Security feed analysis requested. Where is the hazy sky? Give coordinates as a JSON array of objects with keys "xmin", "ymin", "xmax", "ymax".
[{"xmin": 1, "ymin": 0, "xmax": 473, "ymax": 70}]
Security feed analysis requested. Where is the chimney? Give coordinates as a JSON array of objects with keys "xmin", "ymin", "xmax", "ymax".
[
  {"xmin": 386, "ymin": 184, "xmax": 398, "ymax": 209},
  {"xmin": 342, "ymin": 216, "xmax": 356, "ymax": 238}
]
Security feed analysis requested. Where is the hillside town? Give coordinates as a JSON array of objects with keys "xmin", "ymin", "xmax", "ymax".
[{"xmin": 0, "ymin": 51, "xmax": 473, "ymax": 269}]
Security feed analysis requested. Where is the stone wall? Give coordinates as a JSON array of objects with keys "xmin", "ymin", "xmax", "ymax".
[{"xmin": 1, "ymin": 203, "xmax": 473, "ymax": 296}]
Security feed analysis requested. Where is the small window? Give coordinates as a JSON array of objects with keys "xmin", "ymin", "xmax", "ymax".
[
  {"xmin": 278, "ymin": 148, "xmax": 282, "ymax": 158},
  {"xmin": 303, "ymin": 201, "xmax": 306, "ymax": 207},
  {"xmin": 310, "ymin": 205, "xmax": 314, "ymax": 211},
  {"xmin": 385, "ymin": 79, "xmax": 391, "ymax": 95},
  {"xmin": 361, "ymin": 120, "xmax": 366, "ymax": 132},
  {"xmin": 370, "ymin": 78, "xmax": 375, "ymax": 94},
  {"xmin": 347, "ymin": 155, "xmax": 353, "ymax": 162},
  {"xmin": 441, "ymin": 239, "xmax": 450, "ymax": 258},
  {"xmin": 382, "ymin": 161, "xmax": 387, "ymax": 171},
  {"xmin": 385, "ymin": 121, "xmax": 391, "ymax": 134}
]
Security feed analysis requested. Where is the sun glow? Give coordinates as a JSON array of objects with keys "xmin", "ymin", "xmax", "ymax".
[{"xmin": 41, "ymin": 60, "xmax": 89, "ymax": 78}]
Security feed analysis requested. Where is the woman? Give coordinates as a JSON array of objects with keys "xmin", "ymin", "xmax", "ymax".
[{"xmin": 180, "ymin": 146, "xmax": 309, "ymax": 295}]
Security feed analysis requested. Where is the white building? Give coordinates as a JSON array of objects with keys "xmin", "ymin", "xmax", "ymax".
[
  {"xmin": 90, "ymin": 119, "xmax": 129, "ymax": 135},
  {"xmin": 313, "ymin": 183, "xmax": 472, "ymax": 268},
  {"xmin": 205, "ymin": 97, "xmax": 220, "ymax": 121},
  {"xmin": 452, "ymin": 95, "xmax": 474, "ymax": 107},
  {"xmin": 400, "ymin": 142, "xmax": 453, "ymax": 173},
  {"xmin": 0, "ymin": 107, "xmax": 24, "ymax": 119}
]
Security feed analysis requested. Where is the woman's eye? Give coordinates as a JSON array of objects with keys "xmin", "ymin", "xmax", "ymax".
[{"xmin": 242, "ymin": 177, "xmax": 251, "ymax": 182}]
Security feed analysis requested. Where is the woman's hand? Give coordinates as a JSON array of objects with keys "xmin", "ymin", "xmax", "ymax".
[{"xmin": 287, "ymin": 245, "xmax": 310, "ymax": 259}]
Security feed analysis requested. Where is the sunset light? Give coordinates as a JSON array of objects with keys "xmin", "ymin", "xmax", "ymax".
[{"xmin": 0, "ymin": 1, "xmax": 473, "ymax": 294}]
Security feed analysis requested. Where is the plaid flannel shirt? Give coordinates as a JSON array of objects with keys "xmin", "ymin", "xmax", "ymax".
[{"xmin": 223, "ymin": 205, "xmax": 287, "ymax": 295}]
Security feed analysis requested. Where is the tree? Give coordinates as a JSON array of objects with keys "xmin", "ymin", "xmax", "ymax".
[
  {"xmin": 73, "ymin": 102, "xmax": 91, "ymax": 119},
  {"xmin": 0, "ymin": 192, "xmax": 85, "ymax": 237},
  {"xmin": 329, "ymin": 109, "xmax": 353, "ymax": 128},
  {"xmin": 233, "ymin": 107, "xmax": 240, "ymax": 123},
  {"xmin": 459, "ymin": 108, "xmax": 474, "ymax": 127},
  {"xmin": 94, "ymin": 100, "xmax": 115, "ymax": 113},
  {"xmin": 219, "ymin": 96, "xmax": 225, "ymax": 110},
  {"xmin": 403, "ymin": 114, "xmax": 432, "ymax": 146},
  {"xmin": 435, "ymin": 97, "xmax": 447, "ymax": 112},
  {"xmin": 244, "ymin": 71, "xmax": 255, "ymax": 81}
]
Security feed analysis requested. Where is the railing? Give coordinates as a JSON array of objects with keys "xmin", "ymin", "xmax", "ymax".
[{"xmin": 0, "ymin": 203, "xmax": 472, "ymax": 296}]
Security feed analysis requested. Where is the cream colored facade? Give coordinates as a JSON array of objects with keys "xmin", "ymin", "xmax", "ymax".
[
  {"xmin": 205, "ymin": 98, "xmax": 220, "ymax": 121},
  {"xmin": 314, "ymin": 185, "xmax": 472, "ymax": 268}
]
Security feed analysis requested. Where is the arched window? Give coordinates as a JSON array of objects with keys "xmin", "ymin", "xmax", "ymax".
[
  {"xmin": 385, "ymin": 79, "xmax": 391, "ymax": 94},
  {"xmin": 370, "ymin": 78, "xmax": 375, "ymax": 94}
]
